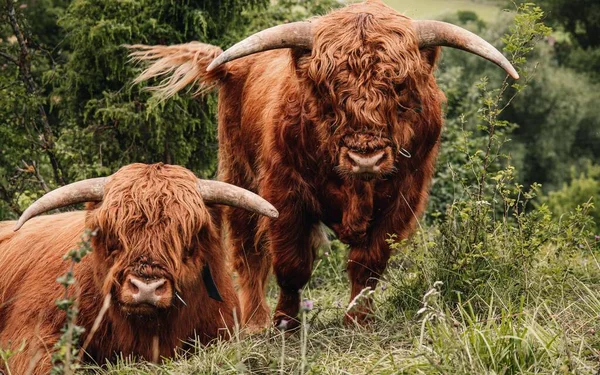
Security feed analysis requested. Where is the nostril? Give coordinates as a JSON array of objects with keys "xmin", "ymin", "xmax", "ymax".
[
  {"xmin": 154, "ymin": 281, "xmax": 167, "ymax": 296},
  {"xmin": 128, "ymin": 276, "xmax": 166, "ymax": 295},
  {"xmin": 345, "ymin": 152, "xmax": 356, "ymax": 165},
  {"xmin": 128, "ymin": 277, "xmax": 139, "ymax": 294},
  {"xmin": 375, "ymin": 152, "xmax": 387, "ymax": 166}
]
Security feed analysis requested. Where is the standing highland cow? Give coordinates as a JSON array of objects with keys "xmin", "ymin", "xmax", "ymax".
[
  {"xmin": 130, "ymin": 0, "xmax": 518, "ymax": 330},
  {"xmin": 0, "ymin": 163, "xmax": 277, "ymax": 374}
]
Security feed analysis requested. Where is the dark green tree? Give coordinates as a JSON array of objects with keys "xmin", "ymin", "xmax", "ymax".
[
  {"xmin": 0, "ymin": 0, "xmax": 268, "ymax": 219},
  {"xmin": 537, "ymin": 0, "xmax": 600, "ymax": 48},
  {"xmin": 536, "ymin": 0, "xmax": 600, "ymax": 82}
]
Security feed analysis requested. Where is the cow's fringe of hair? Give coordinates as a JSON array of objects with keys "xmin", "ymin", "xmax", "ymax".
[
  {"xmin": 127, "ymin": 42, "xmax": 223, "ymax": 99},
  {"xmin": 89, "ymin": 163, "xmax": 210, "ymax": 293},
  {"xmin": 301, "ymin": 1, "xmax": 441, "ymax": 161}
]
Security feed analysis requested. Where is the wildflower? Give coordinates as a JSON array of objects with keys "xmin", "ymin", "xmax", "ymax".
[
  {"xmin": 301, "ymin": 299, "xmax": 314, "ymax": 312},
  {"xmin": 594, "ymin": 235, "xmax": 600, "ymax": 241},
  {"xmin": 324, "ymin": 251, "xmax": 329, "ymax": 257}
]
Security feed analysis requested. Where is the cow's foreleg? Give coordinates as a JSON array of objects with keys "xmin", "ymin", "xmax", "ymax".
[
  {"xmin": 226, "ymin": 206, "xmax": 272, "ymax": 332},
  {"xmin": 270, "ymin": 213, "xmax": 317, "ymax": 330},
  {"xmin": 345, "ymin": 233, "xmax": 392, "ymax": 325}
]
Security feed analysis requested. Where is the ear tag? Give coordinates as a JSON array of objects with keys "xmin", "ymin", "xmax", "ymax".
[{"xmin": 202, "ymin": 264, "xmax": 224, "ymax": 302}]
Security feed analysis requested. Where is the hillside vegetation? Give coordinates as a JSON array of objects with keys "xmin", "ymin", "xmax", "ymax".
[{"xmin": 384, "ymin": 0, "xmax": 502, "ymax": 21}]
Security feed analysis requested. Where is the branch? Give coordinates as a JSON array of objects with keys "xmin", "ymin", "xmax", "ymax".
[
  {"xmin": 5, "ymin": 0, "xmax": 67, "ymax": 186},
  {"xmin": 0, "ymin": 50, "xmax": 18, "ymax": 65},
  {"xmin": 0, "ymin": 181, "xmax": 22, "ymax": 216},
  {"xmin": 19, "ymin": 160, "xmax": 51, "ymax": 193}
]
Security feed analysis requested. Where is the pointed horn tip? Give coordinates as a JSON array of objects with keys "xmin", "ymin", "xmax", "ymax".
[
  {"xmin": 504, "ymin": 64, "xmax": 519, "ymax": 79},
  {"xmin": 206, "ymin": 59, "xmax": 219, "ymax": 72},
  {"xmin": 265, "ymin": 207, "xmax": 279, "ymax": 219},
  {"xmin": 13, "ymin": 215, "xmax": 29, "ymax": 232}
]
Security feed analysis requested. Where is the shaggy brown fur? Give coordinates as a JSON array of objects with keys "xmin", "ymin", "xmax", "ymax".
[
  {"xmin": 0, "ymin": 164, "xmax": 239, "ymax": 374},
  {"xmin": 130, "ymin": 0, "xmax": 445, "ymax": 330}
]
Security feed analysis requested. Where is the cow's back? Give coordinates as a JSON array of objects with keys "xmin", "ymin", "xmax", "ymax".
[
  {"xmin": 0, "ymin": 211, "xmax": 86, "ymax": 372},
  {"xmin": 217, "ymin": 49, "xmax": 299, "ymax": 189},
  {"xmin": 0, "ymin": 211, "xmax": 86, "ymax": 292}
]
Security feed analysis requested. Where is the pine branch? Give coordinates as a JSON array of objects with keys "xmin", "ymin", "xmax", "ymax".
[{"xmin": 5, "ymin": 0, "xmax": 67, "ymax": 186}]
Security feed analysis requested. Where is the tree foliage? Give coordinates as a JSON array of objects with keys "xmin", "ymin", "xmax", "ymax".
[
  {"xmin": 535, "ymin": 0, "xmax": 600, "ymax": 83},
  {"xmin": 537, "ymin": 0, "xmax": 600, "ymax": 48},
  {"xmin": 0, "ymin": 0, "xmax": 268, "ymax": 218}
]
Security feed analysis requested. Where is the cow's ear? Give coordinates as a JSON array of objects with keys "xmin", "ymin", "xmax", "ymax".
[
  {"xmin": 419, "ymin": 46, "xmax": 441, "ymax": 74},
  {"xmin": 85, "ymin": 201, "xmax": 101, "ymax": 210}
]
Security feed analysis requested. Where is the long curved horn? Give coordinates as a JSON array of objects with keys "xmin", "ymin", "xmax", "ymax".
[
  {"xmin": 206, "ymin": 21, "xmax": 314, "ymax": 72},
  {"xmin": 14, "ymin": 177, "xmax": 108, "ymax": 231},
  {"xmin": 197, "ymin": 180, "xmax": 279, "ymax": 218},
  {"xmin": 412, "ymin": 20, "xmax": 519, "ymax": 79}
]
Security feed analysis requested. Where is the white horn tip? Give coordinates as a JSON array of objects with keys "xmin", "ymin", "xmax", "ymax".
[
  {"xmin": 13, "ymin": 221, "xmax": 24, "ymax": 232},
  {"xmin": 206, "ymin": 60, "xmax": 219, "ymax": 72},
  {"xmin": 266, "ymin": 207, "xmax": 279, "ymax": 219}
]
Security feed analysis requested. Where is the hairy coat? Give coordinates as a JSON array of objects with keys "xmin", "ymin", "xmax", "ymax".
[
  {"xmin": 0, "ymin": 164, "xmax": 240, "ymax": 373},
  {"xmin": 130, "ymin": 0, "xmax": 515, "ymax": 330}
]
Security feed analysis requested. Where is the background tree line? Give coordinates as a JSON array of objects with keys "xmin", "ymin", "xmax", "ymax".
[{"xmin": 0, "ymin": 0, "xmax": 598, "ymax": 232}]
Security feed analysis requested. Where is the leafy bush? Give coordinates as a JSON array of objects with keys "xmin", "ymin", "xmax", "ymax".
[
  {"xmin": 432, "ymin": 9, "xmax": 600, "ymax": 196},
  {"xmin": 386, "ymin": 4, "xmax": 596, "ymax": 310},
  {"xmin": 544, "ymin": 163, "xmax": 600, "ymax": 233}
]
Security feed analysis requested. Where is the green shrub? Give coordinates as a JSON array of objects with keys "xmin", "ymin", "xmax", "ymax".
[{"xmin": 544, "ymin": 163, "xmax": 600, "ymax": 234}]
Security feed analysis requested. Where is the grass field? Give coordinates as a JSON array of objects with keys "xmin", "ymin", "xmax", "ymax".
[
  {"xmin": 84, "ymin": 237, "xmax": 600, "ymax": 374},
  {"xmin": 383, "ymin": 0, "xmax": 505, "ymax": 22}
]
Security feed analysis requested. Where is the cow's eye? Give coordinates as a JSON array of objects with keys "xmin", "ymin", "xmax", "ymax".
[
  {"xmin": 106, "ymin": 246, "xmax": 119, "ymax": 257},
  {"xmin": 105, "ymin": 239, "xmax": 120, "ymax": 255},
  {"xmin": 183, "ymin": 246, "xmax": 196, "ymax": 261}
]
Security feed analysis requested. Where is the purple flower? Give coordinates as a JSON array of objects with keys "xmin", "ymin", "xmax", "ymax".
[
  {"xmin": 324, "ymin": 251, "xmax": 329, "ymax": 257},
  {"xmin": 594, "ymin": 235, "xmax": 600, "ymax": 241},
  {"xmin": 301, "ymin": 299, "xmax": 314, "ymax": 312}
]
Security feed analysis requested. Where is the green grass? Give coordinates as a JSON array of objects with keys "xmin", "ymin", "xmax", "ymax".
[
  {"xmin": 383, "ymin": 0, "xmax": 505, "ymax": 22},
  {"xmin": 81, "ymin": 239, "xmax": 600, "ymax": 374}
]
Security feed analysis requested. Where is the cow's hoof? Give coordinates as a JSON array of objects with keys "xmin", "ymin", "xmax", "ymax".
[{"xmin": 273, "ymin": 315, "xmax": 300, "ymax": 331}]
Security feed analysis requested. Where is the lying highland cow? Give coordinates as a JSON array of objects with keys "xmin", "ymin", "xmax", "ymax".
[
  {"xmin": 0, "ymin": 163, "xmax": 277, "ymax": 374},
  {"xmin": 129, "ymin": 0, "xmax": 518, "ymax": 330}
]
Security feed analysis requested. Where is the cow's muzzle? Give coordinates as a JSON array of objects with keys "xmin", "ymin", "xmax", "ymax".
[
  {"xmin": 119, "ymin": 274, "xmax": 173, "ymax": 314},
  {"xmin": 338, "ymin": 146, "xmax": 395, "ymax": 179}
]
